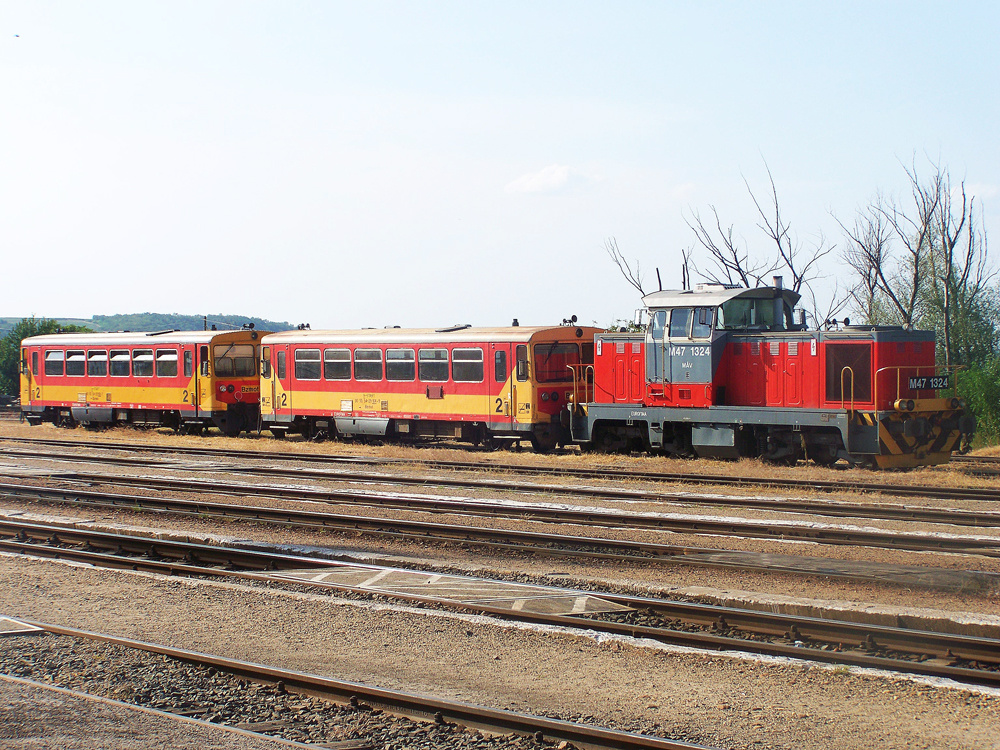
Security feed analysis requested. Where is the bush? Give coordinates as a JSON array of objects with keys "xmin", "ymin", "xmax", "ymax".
[{"xmin": 960, "ymin": 357, "xmax": 1000, "ymax": 447}]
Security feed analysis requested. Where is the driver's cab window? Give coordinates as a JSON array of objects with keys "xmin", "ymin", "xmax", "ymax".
[
  {"xmin": 691, "ymin": 307, "xmax": 713, "ymax": 339},
  {"xmin": 648, "ymin": 310, "xmax": 667, "ymax": 341},
  {"xmin": 669, "ymin": 308, "xmax": 692, "ymax": 338}
]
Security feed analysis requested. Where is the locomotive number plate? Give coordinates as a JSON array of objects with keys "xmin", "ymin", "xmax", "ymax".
[{"xmin": 908, "ymin": 375, "xmax": 950, "ymax": 390}]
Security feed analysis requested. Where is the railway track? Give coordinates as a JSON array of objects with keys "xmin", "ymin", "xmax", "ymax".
[
  {"xmin": 13, "ymin": 468, "xmax": 1000, "ymax": 557},
  {"xmin": 6, "ymin": 621, "xmax": 707, "ymax": 750},
  {"xmin": 3, "ymin": 518, "xmax": 999, "ymax": 689},
  {"xmin": 2, "ymin": 434, "xmax": 999, "ymax": 503},
  {"xmin": 5, "ymin": 444, "xmax": 1000, "ymax": 529},
  {"xmin": 3, "ymin": 480, "xmax": 999, "ymax": 592}
]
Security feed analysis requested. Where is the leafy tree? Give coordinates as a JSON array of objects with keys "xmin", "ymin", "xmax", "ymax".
[
  {"xmin": 961, "ymin": 357, "xmax": 1000, "ymax": 445},
  {"xmin": 0, "ymin": 318, "xmax": 91, "ymax": 397}
]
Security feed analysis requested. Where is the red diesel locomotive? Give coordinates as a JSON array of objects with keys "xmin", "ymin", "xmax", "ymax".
[{"xmin": 565, "ymin": 282, "xmax": 974, "ymax": 468}]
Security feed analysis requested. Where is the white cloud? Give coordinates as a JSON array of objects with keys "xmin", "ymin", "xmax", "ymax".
[
  {"xmin": 965, "ymin": 183, "xmax": 998, "ymax": 201},
  {"xmin": 504, "ymin": 164, "xmax": 593, "ymax": 194}
]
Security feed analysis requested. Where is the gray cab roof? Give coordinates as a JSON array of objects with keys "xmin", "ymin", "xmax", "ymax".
[{"xmin": 642, "ymin": 284, "xmax": 801, "ymax": 310}]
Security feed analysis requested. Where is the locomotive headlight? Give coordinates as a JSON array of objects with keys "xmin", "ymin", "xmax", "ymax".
[
  {"xmin": 551, "ymin": 391, "xmax": 559, "ymax": 402},
  {"xmin": 951, "ymin": 398, "xmax": 961, "ymax": 409},
  {"xmin": 227, "ymin": 384, "xmax": 235, "ymax": 393},
  {"xmin": 907, "ymin": 399, "xmax": 915, "ymax": 411},
  {"xmin": 541, "ymin": 392, "xmax": 550, "ymax": 402},
  {"xmin": 218, "ymin": 385, "xmax": 226, "ymax": 393}
]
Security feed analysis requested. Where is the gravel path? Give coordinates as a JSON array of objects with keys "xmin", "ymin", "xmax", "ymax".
[{"xmin": 0, "ymin": 555, "xmax": 997, "ymax": 750}]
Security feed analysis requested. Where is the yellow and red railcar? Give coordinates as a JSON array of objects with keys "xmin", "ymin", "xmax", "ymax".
[
  {"xmin": 259, "ymin": 324, "xmax": 600, "ymax": 450},
  {"xmin": 19, "ymin": 329, "xmax": 265, "ymax": 435}
]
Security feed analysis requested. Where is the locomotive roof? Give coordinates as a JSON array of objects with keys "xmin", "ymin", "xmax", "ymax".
[
  {"xmin": 642, "ymin": 284, "xmax": 801, "ymax": 310},
  {"xmin": 21, "ymin": 330, "xmax": 262, "ymax": 347},
  {"xmin": 262, "ymin": 326, "xmax": 598, "ymax": 346}
]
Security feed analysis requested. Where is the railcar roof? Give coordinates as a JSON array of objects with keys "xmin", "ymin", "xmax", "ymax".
[
  {"xmin": 642, "ymin": 284, "xmax": 801, "ymax": 309},
  {"xmin": 21, "ymin": 330, "xmax": 262, "ymax": 347},
  {"xmin": 261, "ymin": 326, "xmax": 598, "ymax": 346}
]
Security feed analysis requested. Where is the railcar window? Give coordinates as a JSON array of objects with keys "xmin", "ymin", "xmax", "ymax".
[
  {"xmin": 276, "ymin": 351, "xmax": 286, "ymax": 380},
  {"xmin": 691, "ymin": 307, "xmax": 713, "ymax": 339},
  {"xmin": 354, "ymin": 349, "xmax": 383, "ymax": 381},
  {"xmin": 110, "ymin": 350, "xmax": 130, "ymax": 377},
  {"xmin": 294, "ymin": 349, "xmax": 321, "ymax": 380},
  {"xmin": 44, "ymin": 350, "xmax": 65, "ymax": 376},
  {"xmin": 183, "ymin": 350, "xmax": 193, "ymax": 378},
  {"xmin": 66, "ymin": 350, "xmax": 86, "ymax": 377},
  {"xmin": 533, "ymin": 343, "xmax": 579, "ymax": 383},
  {"xmin": 515, "ymin": 345, "xmax": 528, "ymax": 381},
  {"xmin": 214, "ymin": 344, "xmax": 256, "ymax": 378},
  {"xmin": 156, "ymin": 349, "xmax": 179, "ymax": 378},
  {"xmin": 452, "ymin": 348, "xmax": 484, "ymax": 383},
  {"xmin": 669, "ymin": 308, "xmax": 692, "ymax": 338},
  {"xmin": 386, "ymin": 348, "xmax": 416, "ymax": 381},
  {"xmin": 87, "ymin": 350, "xmax": 108, "ymax": 377},
  {"xmin": 31, "ymin": 352, "xmax": 38, "ymax": 376},
  {"xmin": 418, "ymin": 349, "xmax": 448, "ymax": 382},
  {"xmin": 132, "ymin": 349, "xmax": 154, "ymax": 377},
  {"xmin": 323, "ymin": 349, "xmax": 351, "ymax": 380},
  {"xmin": 494, "ymin": 351, "xmax": 507, "ymax": 382}
]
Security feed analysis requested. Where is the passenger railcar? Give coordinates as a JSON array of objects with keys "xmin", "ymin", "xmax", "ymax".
[
  {"xmin": 19, "ymin": 329, "xmax": 265, "ymax": 435},
  {"xmin": 259, "ymin": 324, "xmax": 600, "ymax": 450},
  {"xmin": 567, "ymin": 283, "xmax": 975, "ymax": 468}
]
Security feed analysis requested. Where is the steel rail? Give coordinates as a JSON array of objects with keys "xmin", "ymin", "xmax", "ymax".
[
  {"xmin": 3, "ymin": 481, "xmax": 1000, "ymax": 598},
  {"xmin": 15, "ymin": 620, "xmax": 712, "ymax": 750},
  {"xmin": 2, "ymin": 434, "xmax": 998, "ymax": 502},
  {"xmin": 6, "ymin": 446, "xmax": 1000, "ymax": 529},
  {"xmin": 4, "ymin": 523, "xmax": 999, "ymax": 688},
  {"xmin": 4, "ymin": 477, "xmax": 1000, "ymax": 557}
]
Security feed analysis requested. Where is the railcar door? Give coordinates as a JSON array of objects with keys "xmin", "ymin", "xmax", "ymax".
[
  {"xmin": 272, "ymin": 344, "xmax": 292, "ymax": 417},
  {"xmin": 19, "ymin": 348, "xmax": 32, "ymax": 407},
  {"xmin": 491, "ymin": 343, "xmax": 515, "ymax": 430},
  {"xmin": 186, "ymin": 347, "xmax": 200, "ymax": 418}
]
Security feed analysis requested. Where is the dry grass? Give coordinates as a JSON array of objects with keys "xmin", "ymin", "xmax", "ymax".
[{"xmin": 0, "ymin": 420, "xmax": 996, "ymax": 492}]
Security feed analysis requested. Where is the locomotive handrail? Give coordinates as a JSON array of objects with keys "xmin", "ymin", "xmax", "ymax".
[
  {"xmin": 839, "ymin": 367, "xmax": 855, "ymax": 411},
  {"xmin": 567, "ymin": 364, "xmax": 594, "ymax": 415},
  {"xmin": 873, "ymin": 364, "xmax": 965, "ymax": 410}
]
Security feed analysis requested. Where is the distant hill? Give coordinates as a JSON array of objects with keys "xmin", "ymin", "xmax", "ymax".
[{"xmin": 0, "ymin": 314, "xmax": 294, "ymax": 336}]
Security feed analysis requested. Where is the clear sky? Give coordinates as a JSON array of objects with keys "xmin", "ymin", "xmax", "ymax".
[{"xmin": 2, "ymin": 2, "xmax": 997, "ymax": 330}]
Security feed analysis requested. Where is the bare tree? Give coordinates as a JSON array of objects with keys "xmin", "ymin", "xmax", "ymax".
[
  {"xmin": 686, "ymin": 206, "xmax": 779, "ymax": 288},
  {"xmin": 838, "ymin": 157, "xmax": 996, "ymax": 366},
  {"xmin": 686, "ymin": 160, "xmax": 845, "ymax": 325},
  {"xmin": 605, "ymin": 237, "xmax": 646, "ymax": 296}
]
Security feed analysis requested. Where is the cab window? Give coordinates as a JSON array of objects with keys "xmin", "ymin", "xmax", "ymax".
[
  {"xmin": 515, "ymin": 345, "xmax": 528, "ymax": 381},
  {"xmin": 215, "ymin": 344, "xmax": 256, "ymax": 377},
  {"xmin": 691, "ymin": 307, "xmax": 713, "ymax": 339},
  {"xmin": 276, "ymin": 350, "xmax": 286, "ymax": 380},
  {"xmin": 669, "ymin": 308, "xmax": 692, "ymax": 338},
  {"xmin": 533, "ymin": 343, "xmax": 579, "ymax": 383}
]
